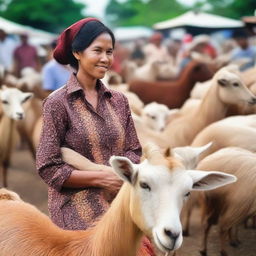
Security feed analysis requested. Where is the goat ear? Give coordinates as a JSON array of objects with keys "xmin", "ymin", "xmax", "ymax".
[
  {"xmin": 187, "ymin": 170, "xmax": 237, "ymax": 191},
  {"xmin": 109, "ymin": 156, "xmax": 135, "ymax": 184},
  {"xmin": 171, "ymin": 142, "xmax": 212, "ymax": 169},
  {"xmin": 22, "ymin": 92, "xmax": 33, "ymax": 102}
]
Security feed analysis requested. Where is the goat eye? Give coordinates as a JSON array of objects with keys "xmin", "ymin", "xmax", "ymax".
[
  {"xmin": 184, "ymin": 192, "xmax": 190, "ymax": 197},
  {"xmin": 151, "ymin": 115, "xmax": 156, "ymax": 120},
  {"xmin": 140, "ymin": 182, "xmax": 151, "ymax": 191},
  {"xmin": 233, "ymin": 82, "xmax": 239, "ymax": 87},
  {"xmin": 1, "ymin": 100, "xmax": 8, "ymax": 104}
]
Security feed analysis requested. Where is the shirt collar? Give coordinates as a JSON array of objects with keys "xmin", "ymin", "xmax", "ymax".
[{"xmin": 66, "ymin": 73, "xmax": 112, "ymax": 98}]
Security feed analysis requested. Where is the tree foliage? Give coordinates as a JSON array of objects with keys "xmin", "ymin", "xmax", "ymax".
[
  {"xmin": 106, "ymin": 0, "xmax": 188, "ymax": 27},
  {"xmin": 190, "ymin": 0, "xmax": 256, "ymax": 19},
  {"xmin": 105, "ymin": 0, "xmax": 256, "ymax": 27},
  {"xmin": 0, "ymin": 0, "xmax": 255, "ymax": 32},
  {"xmin": 0, "ymin": 0, "xmax": 86, "ymax": 33}
]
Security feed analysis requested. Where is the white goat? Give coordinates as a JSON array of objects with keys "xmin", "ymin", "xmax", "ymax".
[
  {"xmin": 197, "ymin": 147, "xmax": 256, "ymax": 256},
  {"xmin": 124, "ymin": 60, "xmax": 177, "ymax": 82},
  {"xmin": 0, "ymin": 86, "xmax": 33, "ymax": 187},
  {"xmin": 191, "ymin": 114, "xmax": 256, "ymax": 160},
  {"xmin": 0, "ymin": 144, "xmax": 236, "ymax": 256},
  {"xmin": 161, "ymin": 66, "xmax": 256, "ymax": 148},
  {"xmin": 17, "ymin": 97, "xmax": 42, "ymax": 158},
  {"xmin": 140, "ymin": 102, "xmax": 173, "ymax": 132},
  {"xmin": 182, "ymin": 115, "xmax": 256, "ymax": 236},
  {"xmin": 17, "ymin": 67, "xmax": 42, "ymax": 90}
]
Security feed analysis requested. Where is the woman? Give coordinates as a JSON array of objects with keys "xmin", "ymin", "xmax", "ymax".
[{"xmin": 36, "ymin": 18, "xmax": 142, "ymax": 230}]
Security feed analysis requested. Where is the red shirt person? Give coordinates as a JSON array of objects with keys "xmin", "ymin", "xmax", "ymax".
[{"xmin": 13, "ymin": 33, "xmax": 40, "ymax": 77}]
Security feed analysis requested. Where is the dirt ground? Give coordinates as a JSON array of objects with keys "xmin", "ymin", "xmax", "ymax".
[{"xmin": 5, "ymin": 147, "xmax": 256, "ymax": 256}]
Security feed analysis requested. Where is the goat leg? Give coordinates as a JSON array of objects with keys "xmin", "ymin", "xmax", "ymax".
[
  {"xmin": 253, "ymin": 216, "xmax": 256, "ymax": 229},
  {"xmin": 219, "ymin": 227, "xmax": 229, "ymax": 256},
  {"xmin": 228, "ymin": 226, "xmax": 240, "ymax": 247},
  {"xmin": 199, "ymin": 218, "xmax": 212, "ymax": 256},
  {"xmin": 181, "ymin": 203, "xmax": 192, "ymax": 236},
  {"xmin": 2, "ymin": 160, "xmax": 9, "ymax": 187}
]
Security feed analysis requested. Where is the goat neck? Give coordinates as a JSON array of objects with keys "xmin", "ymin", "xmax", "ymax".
[{"xmin": 67, "ymin": 184, "xmax": 142, "ymax": 256}]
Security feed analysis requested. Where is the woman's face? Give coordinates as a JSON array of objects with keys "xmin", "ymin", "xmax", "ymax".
[{"xmin": 74, "ymin": 32, "xmax": 114, "ymax": 80}]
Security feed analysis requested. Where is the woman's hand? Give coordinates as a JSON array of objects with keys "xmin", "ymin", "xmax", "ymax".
[{"xmin": 100, "ymin": 168, "xmax": 123, "ymax": 193}]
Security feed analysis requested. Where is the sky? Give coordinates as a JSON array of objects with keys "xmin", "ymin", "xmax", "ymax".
[
  {"xmin": 77, "ymin": 0, "xmax": 109, "ymax": 19},
  {"xmin": 77, "ymin": 0, "xmax": 198, "ymax": 19}
]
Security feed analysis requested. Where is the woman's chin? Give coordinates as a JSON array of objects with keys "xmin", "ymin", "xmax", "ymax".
[{"xmin": 95, "ymin": 72, "xmax": 107, "ymax": 80}]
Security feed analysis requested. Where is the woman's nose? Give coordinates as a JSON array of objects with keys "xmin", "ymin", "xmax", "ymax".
[{"xmin": 100, "ymin": 52, "xmax": 108, "ymax": 61}]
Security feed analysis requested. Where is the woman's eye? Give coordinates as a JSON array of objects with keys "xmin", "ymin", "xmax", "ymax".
[{"xmin": 139, "ymin": 182, "xmax": 151, "ymax": 191}]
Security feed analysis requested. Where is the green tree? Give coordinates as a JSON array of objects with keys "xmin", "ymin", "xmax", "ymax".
[
  {"xmin": 0, "ymin": 0, "xmax": 86, "ymax": 33},
  {"xmin": 192, "ymin": 0, "xmax": 256, "ymax": 19},
  {"xmin": 106, "ymin": 0, "xmax": 188, "ymax": 27}
]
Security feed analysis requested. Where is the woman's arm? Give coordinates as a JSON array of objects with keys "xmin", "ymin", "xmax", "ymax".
[
  {"xmin": 63, "ymin": 170, "xmax": 122, "ymax": 192},
  {"xmin": 61, "ymin": 147, "xmax": 122, "ymax": 191}
]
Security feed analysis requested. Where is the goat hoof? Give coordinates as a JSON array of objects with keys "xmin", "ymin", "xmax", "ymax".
[
  {"xmin": 230, "ymin": 241, "xmax": 239, "ymax": 247},
  {"xmin": 199, "ymin": 250, "xmax": 207, "ymax": 256},
  {"xmin": 230, "ymin": 240, "xmax": 241, "ymax": 247},
  {"xmin": 182, "ymin": 230, "xmax": 189, "ymax": 236},
  {"xmin": 220, "ymin": 250, "xmax": 228, "ymax": 256}
]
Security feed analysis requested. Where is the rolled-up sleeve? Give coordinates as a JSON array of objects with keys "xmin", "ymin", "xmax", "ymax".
[
  {"xmin": 122, "ymin": 95, "xmax": 142, "ymax": 164},
  {"xmin": 36, "ymin": 96, "xmax": 74, "ymax": 191}
]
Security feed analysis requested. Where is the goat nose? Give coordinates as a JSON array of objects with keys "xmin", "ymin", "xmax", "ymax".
[
  {"xmin": 16, "ymin": 112, "xmax": 24, "ymax": 120},
  {"xmin": 164, "ymin": 229, "xmax": 180, "ymax": 242},
  {"xmin": 250, "ymin": 98, "xmax": 256, "ymax": 105}
]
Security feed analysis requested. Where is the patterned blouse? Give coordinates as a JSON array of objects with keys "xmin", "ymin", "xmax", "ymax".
[{"xmin": 36, "ymin": 73, "xmax": 142, "ymax": 230}]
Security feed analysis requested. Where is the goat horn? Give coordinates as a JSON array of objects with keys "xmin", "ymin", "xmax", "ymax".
[{"xmin": 143, "ymin": 143, "xmax": 166, "ymax": 165}]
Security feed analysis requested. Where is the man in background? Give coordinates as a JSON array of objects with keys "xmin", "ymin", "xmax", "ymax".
[
  {"xmin": 231, "ymin": 30, "xmax": 256, "ymax": 71},
  {"xmin": 42, "ymin": 40, "xmax": 71, "ymax": 92},
  {"xmin": 13, "ymin": 33, "xmax": 40, "ymax": 77},
  {"xmin": 0, "ymin": 29, "xmax": 18, "ymax": 71}
]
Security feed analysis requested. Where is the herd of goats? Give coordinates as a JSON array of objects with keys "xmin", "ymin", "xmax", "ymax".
[{"xmin": 0, "ymin": 52, "xmax": 256, "ymax": 256}]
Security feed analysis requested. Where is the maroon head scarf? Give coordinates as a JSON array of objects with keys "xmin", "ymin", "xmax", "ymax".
[{"xmin": 53, "ymin": 17, "xmax": 99, "ymax": 65}]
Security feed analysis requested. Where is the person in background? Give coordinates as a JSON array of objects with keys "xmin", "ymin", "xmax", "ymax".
[
  {"xmin": 36, "ymin": 17, "xmax": 154, "ymax": 255},
  {"xmin": 143, "ymin": 32, "xmax": 172, "ymax": 63},
  {"xmin": 130, "ymin": 39, "xmax": 146, "ymax": 66},
  {"xmin": 110, "ymin": 40, "xmax": 130, "ymax": 75},
  {"xmin": 13, "ymin": 33, "xmax": 40, "ymax": 77},
  {"xmin": 231, "ymin": 30, "xmax": 256, "ymax": 71},
  {"xmin": 42, "ymin": 40, "xmax": 72, "ymax": 92},
  {"xmin": 176, "ymin": 33, "xmax": 193, "ymax": 66},
  {"xmin": 178, "ymin": 34, "xmax": 216, "ymax": 71},
  {"xmin": 166, "ymin": 38, "xmax": 182, "ymax": 66},
  {"xmin": 0, "ymin": 29, "xmax": 18, "ymax": 71}
]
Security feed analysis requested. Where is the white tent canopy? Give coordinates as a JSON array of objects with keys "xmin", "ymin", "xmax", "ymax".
[
  {"xmin": 153, "ymin": 11, "xmax": 244, "ymax": 30},
  {"xmin": 113, "ymin": 26, "xmax": 153, "ymax": 41},
  {"xmin": 0, "ymin": 16, "xmax": 57, "ymax": 44}
]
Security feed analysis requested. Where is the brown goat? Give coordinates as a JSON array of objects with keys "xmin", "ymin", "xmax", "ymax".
[
  {"xmin": 0, "ymin": 144, "xmax": 236, "ymax": 256},
  {"xmin": 128, "ymin": 61, "xmax": 213, "ymax": 109}
]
